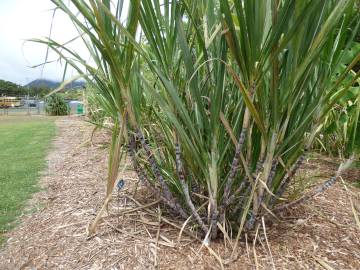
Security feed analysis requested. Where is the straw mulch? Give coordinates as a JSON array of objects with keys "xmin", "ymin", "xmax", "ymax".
[{"xmin": 0, "ymin": 117, "xmax": 359, "ymax": 270}]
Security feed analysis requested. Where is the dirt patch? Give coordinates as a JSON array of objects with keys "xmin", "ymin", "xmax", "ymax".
[
  {"xmin": 304, "ymin": 154, "xmax": 360, "ymax": 183},
  {"xmin": 0, "ymin": 117, "xmax": 359, "ymax": 269}
]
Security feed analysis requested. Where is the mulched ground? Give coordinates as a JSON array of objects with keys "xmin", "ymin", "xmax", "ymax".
[{"xmin": 0, "ymin": 117, "xmax": 359, "ymax": 270}]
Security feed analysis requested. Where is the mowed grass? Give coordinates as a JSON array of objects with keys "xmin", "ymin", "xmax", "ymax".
[{"xmin": 0, "ymin": 116, "xmax": 56, "ymax": 244}]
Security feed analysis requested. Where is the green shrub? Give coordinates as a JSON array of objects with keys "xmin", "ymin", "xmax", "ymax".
[{"xmin": 45, "ymin": 94, "xmax": 69, "ymax": 116}]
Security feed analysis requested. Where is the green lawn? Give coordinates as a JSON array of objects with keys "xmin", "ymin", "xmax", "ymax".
[{"xmin": 0, "ymin": 116, "xmax": 56, "ymax": 244}]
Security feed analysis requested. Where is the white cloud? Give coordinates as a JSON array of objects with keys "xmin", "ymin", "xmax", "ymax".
[
  {"xmin": 0, "ymin": 0, "xmax": 132, "ymax": 86},
  {"xmin": 0, "ymin": 0, "xmax": 83, "ymax": 85}
]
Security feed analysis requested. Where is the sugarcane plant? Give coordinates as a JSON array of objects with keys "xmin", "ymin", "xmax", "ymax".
[{"xmin": 35, "ymin": 0, "xmax": 360, "ymax": 242}]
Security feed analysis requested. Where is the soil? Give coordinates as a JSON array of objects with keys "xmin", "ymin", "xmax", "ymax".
[{"xmin": 0, "ymin": 117, "xmax": 359, "ymax": 270}]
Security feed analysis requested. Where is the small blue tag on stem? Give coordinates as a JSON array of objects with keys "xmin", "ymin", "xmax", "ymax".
[{"xmin": 117, "ymin": 179, "xmax": 125, "ymax": 190}]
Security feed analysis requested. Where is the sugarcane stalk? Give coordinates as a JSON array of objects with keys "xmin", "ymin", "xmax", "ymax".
[
  {"xmin": 220, "ymin": 124, "xmax": 248, "ymax": 224},
  {"xmin": 222, "ymin": 127, "xmax": 247, "ymax": 200},
  {"xmin": 221, "ymin": 79, "xmax": 257, "ymax": 208},
  {"xmin": 247, "ymin": 133, "xmax": 277, "ymax": 230},
  {"xmin": 128, "ymin": 134, "xmax": 159, "ymax": 195},
  {"xmin": 217, "ymin": 133, "xmax": 247, "ymax": 223},
  {"xmin": 129, "ymin": 134, "xmax": 192, "ymax": 219},
  {"xmin": 266, "ymin": 159, "xmax": 279, "ymax": 187},
  {"xmin": 273, "ymin": 158, "xmax": 353, "ymax": 213},
  {"xmin": 232, "ymin": 157, "xmax": 264, "ymax": 217},
  {"xmin": 219, "ymin": 157, "xmax": 259, "ymax": 223},
  {"xmin": 272, "ymin": 149, "xmax": 307, "ymax": 205},
  {"xmin": 225, "ymin": 180, "xmax": 247, "ymax": 208},
  {"xmin": 175, "ymin": 142, "xmax": 209, "ymax": 234},
  {"xmin": 255, "ymin": 158, "xmax": 278, "ymax": 212},
  {"xmin": 136, "ymin": 129, "xmax": 188, "ymax": 219},
  {"xmin": 208, "ymin": 187, "xmax": 219, "ymax": 240},
  {"xmin": 208, "ymin": 141, "xmax": 220, "ymax": 239},
  {"xmin": 218, "ymin": 180, "xmax": 246, "ymax": 225}
]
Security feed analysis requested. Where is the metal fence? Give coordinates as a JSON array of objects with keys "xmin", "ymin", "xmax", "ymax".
[
  {"xmin": 0, "ymin": 101, "xmax": 84, "ymax": 116},
  {"xmin": 0, "ymin": 106, "xmax": 43, "ymax": 116}
]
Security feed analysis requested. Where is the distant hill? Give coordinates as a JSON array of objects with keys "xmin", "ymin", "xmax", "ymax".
[
  {"xmin": 0, "ymin": 79, "xmax": 25, "ymax": 96},
  {"xmin": 25, "ymin": 79, "xmax": 85, "ymax": 89}
]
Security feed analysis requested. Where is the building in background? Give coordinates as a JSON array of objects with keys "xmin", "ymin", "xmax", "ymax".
[{"xmin": 0, "ymin": 96, "xmax": 22, "ymax": 108}]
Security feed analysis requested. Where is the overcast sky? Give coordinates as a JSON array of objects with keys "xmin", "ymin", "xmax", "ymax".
[{"xmin": 0, "ymin": 0, "xmax": 82, "ymax": 85}]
